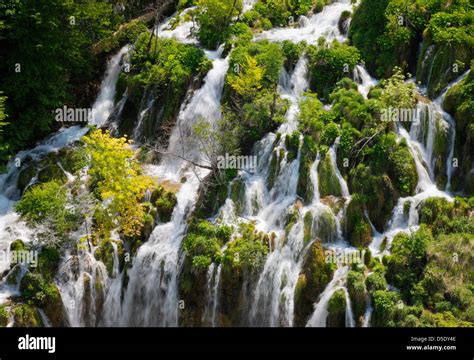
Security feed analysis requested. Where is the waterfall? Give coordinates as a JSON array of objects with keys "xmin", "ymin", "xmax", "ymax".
[
  {"xmin": 89, "ymin": 45, "xmax": 130, "ymax": 128},
  {"xmin": 354, "ymin": 65, "xmax": 378, "ymax": 98},
  {"xmin": 98, "ymin": 50, "xmax": 230, "ymax": 327},
  {"xmin": 433, "ymin": 70, "xmax": 471, "ymax": 191},
  {"xmin": 155, "ymin": 7, "xmax": 199, "ymax": 44},
  {"xmin": 255, "ymin": 0, "xmax": 353, "ymax": 44},
  {"xmin": 305, "ymin": 266, "xmax": 351, "ymax": 327}
]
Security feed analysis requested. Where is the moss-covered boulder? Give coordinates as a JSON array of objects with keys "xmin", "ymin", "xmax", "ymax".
[
  {"xmin": 12, "ymin": 304, "xmax": 43, "ymax": 327},
  {"xmin": 19, "ymin": 272, "xmax": 64, "ymax": 326},
  {"xmin": 297, "ymin": 136, "xmax": 318, "ymax": 202},
  {"xmin": 350, "ymin": 163, "xmax": 398, "ymax": 232},
  {"xmin": 347, "ymin": 271, "xmax": 368, "ymax": 326},
  {"xmin": 388, "ymin": 139, "xmax": 418, "ymax": 197},
  {"xmin": 443, "ymin": 66, "xmax": 474, "ymax": 195},
  {"xmin": 416, "ymin": 36, "xmax": 471, "ymax": 98},
  {"xmin": 0, "ymin": 305, "xmax": 9, "ymax": 327},
  {"xmin": 293, "ymin": 241, "xmax": 334, "ymax": 326},
  {"xmin": 94, "ymin": 239, "xmax": 125, "ymax": 277},
  {"xmin": 150, "ymin": 185, "xmax": 178, "ymax": 223},
  {"xmin": 345, "ymin": 194, "xmax": 372, "ymax": 247},
  {"xmin": 327, "ymin": 289, "xmax": 347, "ymax": 327},
  {"xmin": 230, "ymin": 179, "xmax": 246, "ymax": 215},
  {"xmin": 318, "ymin": 152, "xmax": 342, "ymax": 198}
]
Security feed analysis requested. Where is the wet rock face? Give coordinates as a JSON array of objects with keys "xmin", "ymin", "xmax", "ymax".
[
  {"xmin": 293, "ymin": 241, "xmax": 334, "ymax": 327},
  {"xmin": 326, "ymin": 288, "xmax": 346, "ymax": 327}
]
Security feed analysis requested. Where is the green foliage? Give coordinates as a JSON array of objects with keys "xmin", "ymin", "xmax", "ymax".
[
  {"xmin": 222, "ymin": 222, "xmax": 270, "ymax": 274},
  {"xmin": 183, "ymin": 221, "xmax": 233, "ymax": 271},
  {"xmin": 20, "ymin": 272, "xmax": 61, "ymax": 308},
  {"xmin": 345, "ymin": 194, "xmax": 372, "ymax": 247},
  {"xmin": 285, "ymin": 131, "xmax": 301, "ymax": 162},
  {"xmin": 16, "ymin": 181, "xmax": 75, "ymax": 236},
  {"xmin": 327, "ymin": 288, "xmax": 347, "ymax": 327},
  {"xmin": 317, "ymin": 152, "xmax": 342, "ymax": 197},
  {"xmin": 388, "ymin": 139, "xmax": 418, "ymax": 196},
  {"xmin": 12, "ymin": 304, "xmax": 43, "ymax": 327},
  {"xmin": 0, "ymin": 305, "xmax": 8, "ymax": 327},
  {"xmin": 196, "ymin": 0, "xmax": 243, "ymax": 49},
  {"xmin": 0, "ymin": 0, "xmax": 123, "ymax": 162},
  {"xmin": 385, "ymin": 226, "xmax": 432, "ymax": 301},
  {"xmin": 307, "ymin": 41, "xmax": 361, "ymax": 99},
  {"xmin": 83, "ymin": 130, "xmax": 154, "ymax": 239}
]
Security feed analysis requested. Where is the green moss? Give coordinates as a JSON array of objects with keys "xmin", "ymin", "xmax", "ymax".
[
  {"xmin": 10, "ymin": 239, "xmax": 27, "ymax": 252},
  {"xmin": 327, "ymin": 289, "xmax": 347, "ymax": 327},
  {"xmin": 297, "ymin": 136, "xmax": 317, "ymax": 202},
  {"xmin": 222, "ymin": 222, "xmax": 269, "ymax": 274},
  {"xmin": 365, "ymin": 272, "xmax": 388, "ymax": 293},
  {"xmin": 293, "ymin": 241, "xmax": 334, "ymax": 326},
  {"xmin": 230, "ymin": 179, "xmax": 246, "ymax": 215},
  {"xmin": 345, "ymin": 194, "xmax": 372, "ymax": 247},
  {"xmin": 12, "ymin": 304, "xmax": 43, "ymax": 327},
  {"xmin": 151, "ymin": 185, "xmax": 178, "ymax": 223},
  {"xmin": 388, "ymin": 140, "xmax": 418, "ymax": 197},
  {"xmin": 285, "ymin": 131, "xmax": 300, "ymax": 162},
  {"xmin": 0, "ymin": 305, "xmax": 8, "ymax": 327},
  {"xmin": 183, "ymin": 221, "xmax": 232, "ymax": 271},
  {"xmin": 317, "ymin": 152, "xmax": 342, "ymax": 198},
  {"xmin": 347, "ymin": 271, "xmax": 367, "ymax": 326}
]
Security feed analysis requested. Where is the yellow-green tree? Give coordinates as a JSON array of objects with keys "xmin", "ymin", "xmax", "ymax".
[{"xmin": 83, "ymin": 130, "xmax": 154, "ymax": 239}]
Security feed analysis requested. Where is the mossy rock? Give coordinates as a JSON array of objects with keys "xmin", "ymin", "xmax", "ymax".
[
  {"xmin": 10, "ymin": 239, "xmax": 27, "ymax": 252},
  {"xmin": 230, "ymin": 179, "xmax": 246, "ymax": 215},
  {"xmin": 297, "ymin": 136, "xmax": 317, "ymax": 203},
  {"xmin": 327, "ymin": 289, "xmax": 347, "ymax": 327},
  {"xmin": 151, "ymin": 185, "xmax": 178, "ymax": 223},
  {"xmin": 285, "ymin": 132, "xmax": 301, "ymax": 163},
  {"xmin": 317, "ymin": 152, "xmax": 342, "ymax": 198},
  {"xmin": 347, "ymin": 271, "xmax": 368, "ymax": 326},
  {"xmin": 0, "ymin": 305, "xmax": 9, "ymax": 327},
  {"xmin": 388, "ymin": 140, "xmax": 418, "ymax": 197},
  {"xmin": 94, "ymin": 239, "xmax": 124, "ymax": 277},
  {"xmin": 345, "ymin": 195, "xmax": 372, "ymax": 248},
  {"xmin": 17, "ymin": 164, "xmax": 37, "ymax": 193},
  {"xmin": 313, "ymin": 208, "xmax": 337, "ymax": 243},
  {"xmin": 365, "ymin": 272, "xmax": 387, "ymax": 293},
  {"xmin": 416, "ymin": 39, "xmax": 471, "ymax": 98},
  {"xmin": 5, "ymin": 265, "xmax": 23, "ymax": 285},
  {"xmin": 293, "ymin": 241, "xmax": 334, "ymax": 326},
  {"xmin": 268, "ymin": 148, "xmax": 283, "ymax": 190},
  {"xmin": 12, "ymin": 304, "xmax": 43, "ymax": 327}
]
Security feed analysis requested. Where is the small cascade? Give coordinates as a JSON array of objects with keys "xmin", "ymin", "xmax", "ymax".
[
  {"xmin": 131, "ymin": 87, "xmax": 156, "ymax": 142},
  {"xmin": 89, "ymin": 45, "xmax": 130, "ymax": 128},
  {"xmin": 256, "ymin": 0, "xmax": 353, "ymax": 44},
  {"xmin": 155, "ymin": 7, "xmax": 199, "ymax": 44},
  {"xmin": 329, "ymin": 142, "xmax": 350, "ymax": 198},
  {"xmin": 354, "ymin": 65, "xmax": 378, "ymax": 98},
  {"xmin": 99, "ymin": 49, "xmax": 230, "ymax": 327},
  {"xmin": 203, "ymin": 262, "xmax": 223, "ymax": 326},
  {"xmin": 305, "ymin": 266, "xmax": 351, "ymax": 327},
  {"xmin": 432, "ymin": 70, "xmax": 471, "ymax": 191}
]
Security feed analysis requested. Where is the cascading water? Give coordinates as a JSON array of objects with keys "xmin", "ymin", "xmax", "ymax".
[
  {"xmin": 98, "ymin": 48, "xmax": 230, "ymax": 327},
  {"xmin": 354, "ymin": 65, "xmax": 378, "ymax": 98},
  {"xmin": 305, "ymin": 266, "xmax": 354, "ymax": 327},
  {"xmin": 90, "ymin": 45, "xmax": 131, "ymax": 128},
  {"xmin": 255, "ymin": 0, "xmax": 353, "ymax": 44}
]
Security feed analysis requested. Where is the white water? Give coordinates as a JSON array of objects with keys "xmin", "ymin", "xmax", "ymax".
[
  {"xmin": 90, "ymin": 45, "xmax": 130, "ymax": 128},
  {"xmin": 354, "ymin": 65, "xmax": 378, "ymax": 98},
  {"xmin": 306, "ymin": 266, "xmax": 354, "ymax": 327},
  {"xmin": 155, "ymin": 7, "xmax": 199, "ymax": 44},
  {"xmin": 255, "ymin": 0, "xmax": 352, "ymax": 44},
  {"xmin": 98, "ymin": 49, "xmax": 230, "ymax": 327}
]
